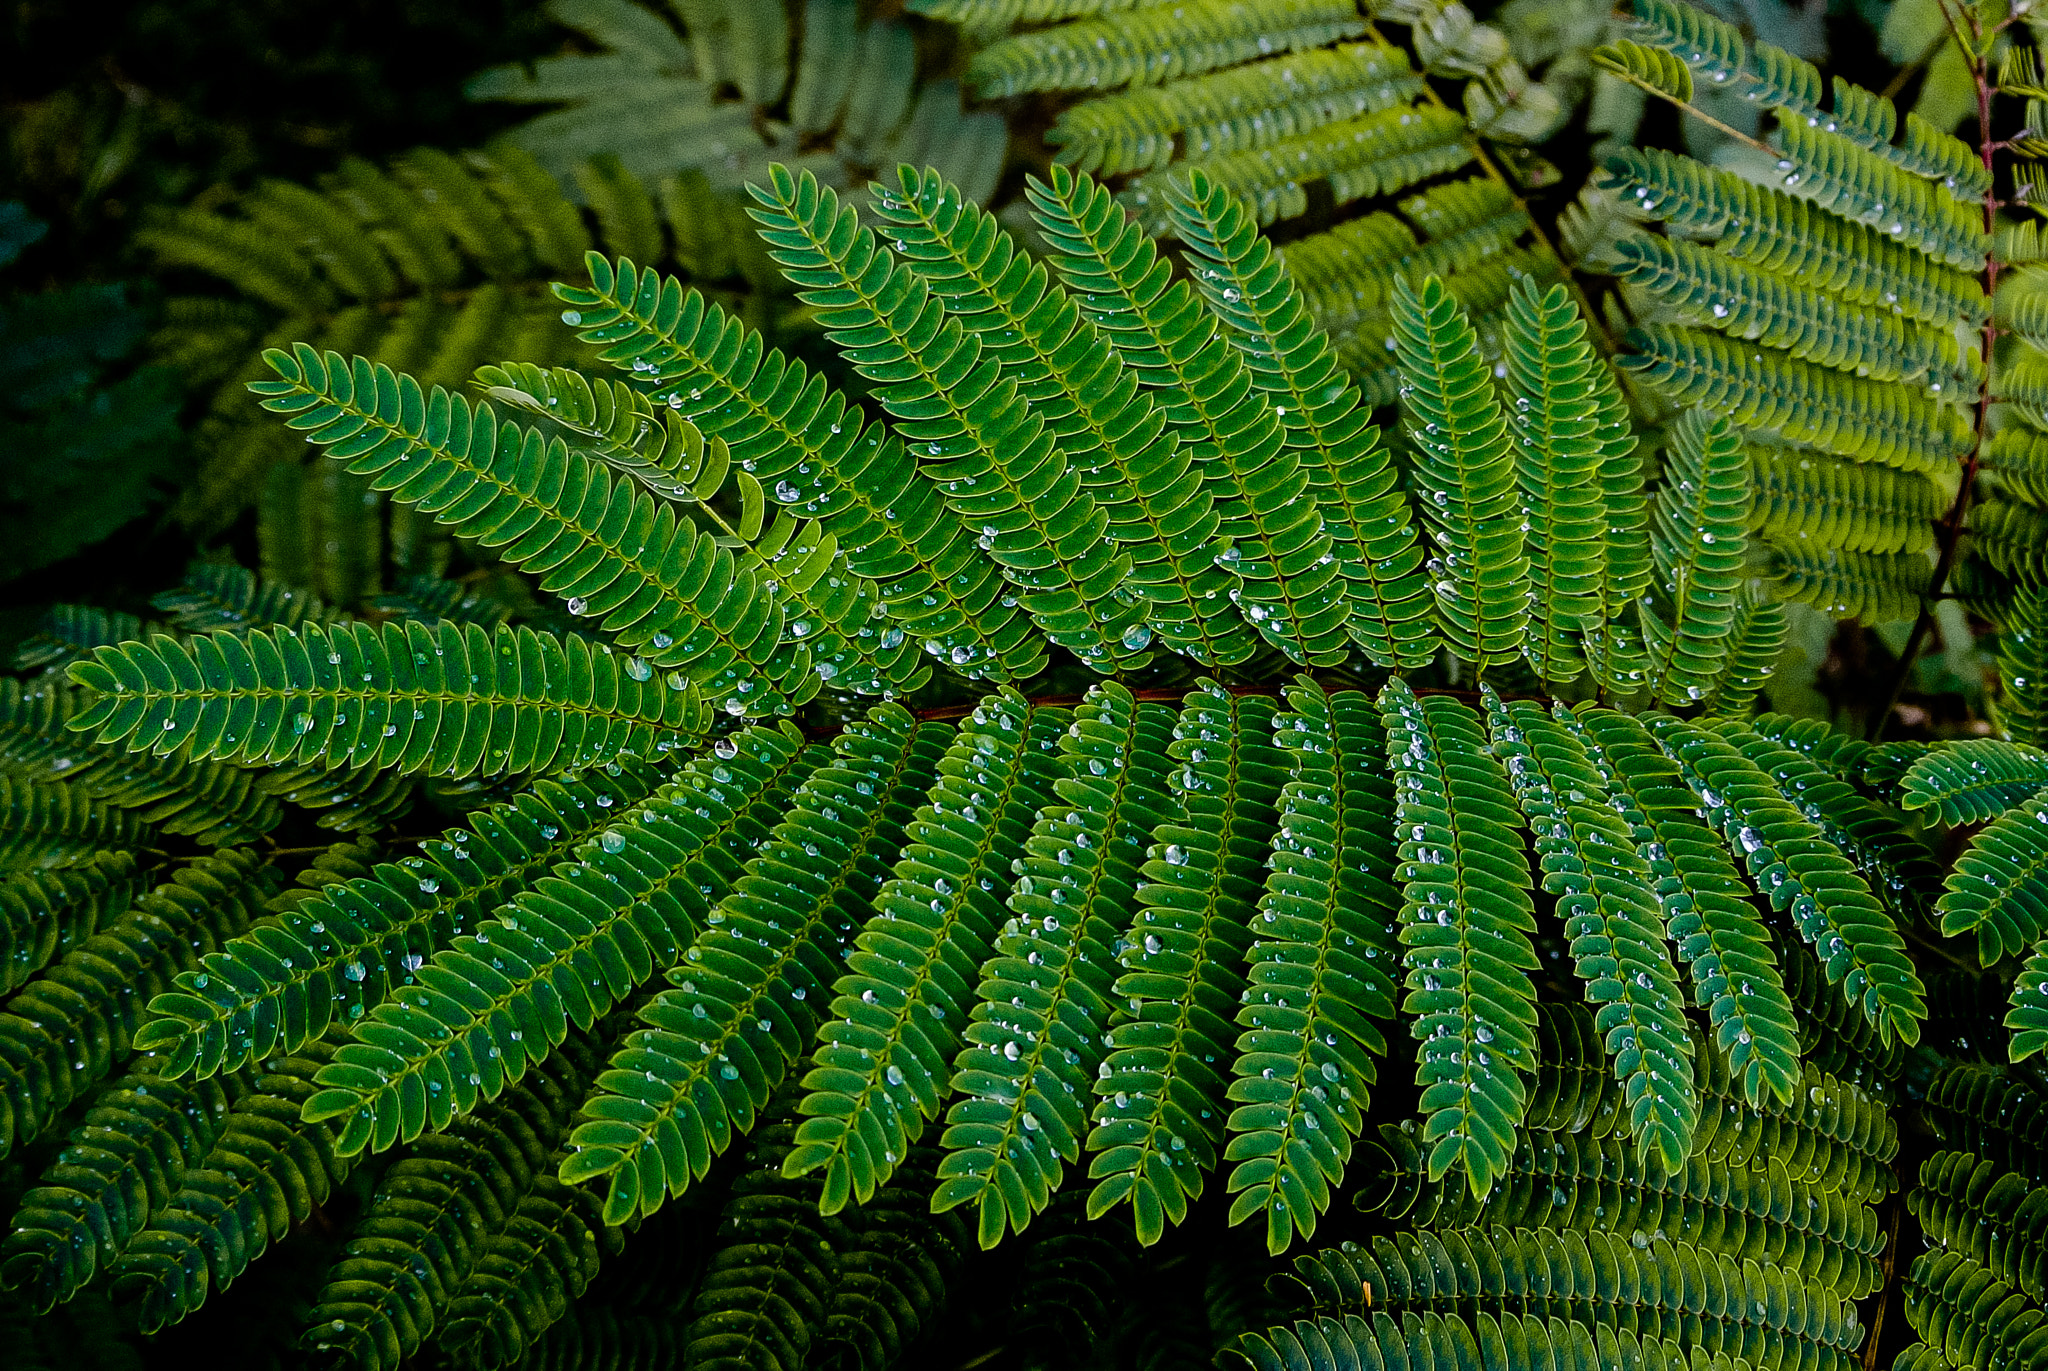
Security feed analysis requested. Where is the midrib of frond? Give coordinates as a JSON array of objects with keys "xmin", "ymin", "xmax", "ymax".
[{"xmin": 1517, "ymin": 340, "xmax": 1600, "ymax": 686}]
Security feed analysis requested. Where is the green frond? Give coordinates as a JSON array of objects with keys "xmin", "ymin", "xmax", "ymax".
[
  {"xmin": 151, "ymin": 562, "xmax": 338, "ymax": 635},
  {"xmin": 1646, "ymin": 716, "xmax": 1925, "ymax": 1048},
  {"xmin": 1487, "ymin": 691, "xmax": 1697, "ymax": 1175},
  {"xmin": 1640, "ymin": 409, "xmax": 1750, "ymax": 708},
  {"xmin": 1598, "ymin": 147, "xmax": 1987, "ymax": 329},
  {"xmin": 1702, "ymin": 590, "xmax": 1788, "ymax": 718},
  {"xmin": 910, "ymin": 0, "xmax": 1145, "ymax": 20},
  {"xmin": 1767, "ymin": 543, "xmax": 1929, "ymax": 625},
  {"xmin": 474, "ymin": 360, "xmax": 724, "ymax": 503},
  {"xmin": 303, "ymin": 725, "xmax": 813, "ymax": 1157},
  {"xmin": 0, "ymin": 1069, "xmax": 245, "ymax": 1312},
  {"xmin": 1986, "ymin": 425, "xmax": 2048, "ymax": 508},
  {"xmin": 1771, "ymin": 117, "xmax": 1988, "ymax": 273},
  {"xmin": 67, "ymin": 621, "xmax": 709, "ymax": 781},
  {"xmin": 0, "ymin": 853, "xmax": 140, "ymax": 998},
  {"xmin": 368, "ymin": 573, "xmax": 517, "ymax": 630},
  {"xmin": 1937, "ymin": 792, "xmax": 2048, "ymax": 968},
  {"xmin": 302, "ymin": 1033, "xmax": 603, "ymax": 1371},
  {"xmin": 555, "ymin": 256, "xmax": 1036, "ymax": 682},
  {"xmin": 1746, "ymin": 712, "xmax": 1875, "ymax": 784},
  {"xmin": 1123, "ymin": 103, "xmax": 1470, "ymax": 232},
  {"xmin": 1609, "ymin": 232, "xmax": 1968, "ymax": 387},
  {"xmin": 135, "ymin": 759, "xmax": 670, "ymax": 1079},
  {"xmin": 1222, "ymin": 681, "xmax": 1397, "ymax": 1254},
  {"xmin": 817, "ymin": 1140, "xmax": 969, "ymax": 1369},
  {"xmin": 750, "ymin": 163, "xmax": 1146, "ymax": 674},
  {"xmin": 252, "ymin": 344, "xmax": 832, "ymax": 715},
  {"xmin": 0, "ymin": 850, "xmax": 275, "ymax": 1163},
  {"xmin": 871, "ymin": 165, "xmax": 1251, "ymax": 668},
  {"xmin": 1500, "ymin": 279, "xmax": 1607, "ymax": 687},
  {"xmin": 1999, "ymin": 585, "xmax": 2048, "ymax": 748},
  {"xmin": 257, "ymin": 456, "xmax": 385, "ymax": 610},
  {"xmin": 1620, "ymin": 324, "xmax": 1971, "ymax": 476},
  {"xmin": 559, "ymin": 704, "xmax": 946, "ymax": 1225},
  {"xmin": 10, "ymin": 606, "xmax": 145, "ymax": 676},
  {"xmin": 1169, "ymin": 169, "xmax": 1435, "ymax": 671},
  {"xmin": 1566, "ymin": 707, "xmax": 1801, "ymax": 1108},
  {"xmin": 1582, "ymin": 365, "xmax": 1653, "ymax": 696},
  {"xmin": 1379, "ymin": 680, "xmax": 1538, "ymax": 1201},
  {"xmin": 1909, "ymin": 1151, "xmax": 2048, "ymax": 1301},
  {"xmin": 936, "ymin": 684, "xmax": 1177, "ymax": 1248},
  {"xmin": 2013, "ymin": 943, "xmax": 2048, "ymax": 1061},
  {"xmin": 109, "ymin": 1032, "xmax": 355, "ymax": 1333},
  {"xmin": 1902, "ymin": 739, "xmax": 2048, "ymax": 825},
  {"xmin": 0, "ymin": 680, "xmax": 283, "ymax": 845},
  {"xmin": 1088, "ymin": 685, "xmax": 1287, "ymax": 1243},
  {"xmin": 1046, "ymin": 40, "xmax": 1422, "ymax": 177},
  {"xmin": 964, "ymin": 0, "xmax": 1368, "ymax": 98},
  {"xmin": 1903, "ymin": 1249, "xmax": 2047, "ymax": 1371},
  {"xmin": 1391, "ymin": 275, "xmax": 1531, "ymax": 671},
  {"xmin": 1238, "ymin": 1309, "xmax": 1714, "ymax": 1371},
  {"xmin": 0, "ymin": 775, "xmax": 150, "ymax": 873},
  {"xmin": 256, "ymin": 757, "xmax": 419, "ymax": 834},
  {"xmin": 1591, "ymin": 39, "xmax": 1693, "ymax": 102},
  {"xmin": 1972, "ymin": 498, "xmax": 2048, "ymax": 586},
  {"xmin": 437, "ymin": 1169, "xmax": 615, "ymax": 1368},
  {"xmin": 1750, "ymin": 445, "xmax": 1942, "ymax": 555},
  {"xmin": 786, "ymin": 692, "xmax": 1067, "ymax": 1211}
]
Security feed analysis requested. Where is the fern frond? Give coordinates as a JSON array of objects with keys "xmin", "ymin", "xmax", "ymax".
[
  {"xmin": 1581, "ymin": 363, "xmax": 1653, "ymax": 695},
  {"xmin": 108, "ymin": 1032, "xmax": 354, "ymax": 1332},
  {"xmin": 750, "ymin": 163, "xmax": 1147, "ymax": 673},
  {"xmin": 1771, "ymin": 117, "xmax": 1988, "ymax": 273},
  {"xmin": 369, "ymin": 573, "xmax": 517, "ymax": 629},
  {"xmin": 136, "ymin": 759, "xmax": 669, "ymax": 1079},
  {"xmin": 1986, "ymin": 426, "xmax": 2048, "ymax": 509},
  {"xmin": 1902, "ymin": 739, "xmax": 2048, "ymax": 825},
  {"xmin": 786, "ymin": 692, "xmax": 1067, "ymax": 1210},
  {"xmin": 437, "ymin": 1169, "xmax": 615, "ymax": 1368},
  {"xmin": 936, "ymin": 683, "xmax": 1177, "ymax": 1248},
  {"xmin": 556, "ymin": 257, "xmax": 1036, "ymax": 682},
  {"xmin": 0, "ymin": 851, "xmax": 274, "ymax": 1163},
  {"xmin": 1591, "ymin": 38, "xmax": 1693, "ymax": 101},
  {"xmin": 1088, "ymin": 684, "xmax": 1287, "ymax": 1243},
  {"xmin": 1971, "ymin": 498, "xmax": 2048, "ymax": 586},
  {"xmin": 871, "ymin": 165, "xmax": 1251, "ymax": 668},
  {"xmin": 1999, "ymin": 585, "xmax": 2048, "ymax": 748},
  {"xmin": 1379, "ymin": 680, "xmax": 1538, "ymax": 1200},
  {"xmin": 1487, "ymin": 691, "xmax": 1697, "ymax": 1174},
  {"xmin": 1768, "ymin": 543, "xmax": 1929, "ymax": 624},
  {"xmin": 1391, "ymin": 275, "xmax": 1531, "ymax": 671},
  {"xmin": 1567, "ymin": 707, "xmax": 1801, "ymax": 1107},
  {"xmin": 910, "ymin": 0, "xmax": 1146, "ymax": 21},
  {"xmin": 1702, "ymin": 590, "xmax": 1788, "ymax": 718},
  {"xmin": 1751, "ymin": 445, "xmax": 1942, "ymax": 555},
  {"xmin": 252, "ymin": 345, "xmax": 824, "ymax": 715},
  {"xmin": 1639, "ymin": 408, "xmax": 1750, "ymax": 707},
  {"xmin": 1936, "ymin": 791, "xmax": 2048, "ymax": 968},
  {"xmin": 1610, "ymin": 232, "xmax": 1967, "ymax": 387},
  {"xmin": 1238, "ymin": 1308, "xmax": 1709, "ymax": 1371},
  {"xmin": 1222, "ymin": 681, "xmax": 1397, "ymax": 1254},
  {"xmin": 1909, "ymin": 1151, "xmax": 2048, "ymax": 1300},
  {"xmin": 152, "ymin": 562, "xmax": 337, "ymax": 635},
  {"xmin": 1599, "ymin": 147, "xmax": 1987, "ymax": 328},
  {"xmin": 1047, "ymin": 41, "xmax": 1422, "ymax": 177},
  {"xmin": 1169, "ymin": 170, "xmax": 1435, "ymax": 671},
  {"xmin": 67, "ymin": 621, "xmax": 709, "ymax": 781},
  {"xmin": 0, "ymin": 1070, "xmax": 245, "ymax": 1312},
  {"xmin": 1622, "ymin": 324, "xmax": 1971, "ymax": 475},
  {"xmin": 1647, "ymin": 716, "xmax": 1925, "ymax": 1047},
  {"xmin": 1902, "ymin": 1249, "xmax": 2044, "ymax": 1371},
  {"xmin": 965, "ymin": 0, "xmax": 1368, "ymax": 98},
  {"xmin": 0, "ymin": 853, "xmax": 140, "ymax": 998},
  {"xmin": 817, "ymin": 1138, "xmax": 969, "ymax": 1368},
  {"xmin": 10, "ymin": 606, "xmax": 145, "ymax": 676},
  {"xmin": 0, "ymin": 776, "xmax": 150, "ymax": 873},
  {"xmin": 559, "ymin": 705, "xmax": 947, "ymax": 1224},
  {"xmin": 256, "ymin": 757, "xmax": 419, "ymax": 834}
]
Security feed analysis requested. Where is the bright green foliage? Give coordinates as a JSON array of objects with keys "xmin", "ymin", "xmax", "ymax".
[
  {"xmin": 1987, "ymin": 426, "xmax": 2048, "ymax": 508},
  {"xmin": 66, "ymin": 620, "xmax": 708, "ymax": 782},
  {"xmin": 558, "ymin": 705, "xmax": 945, "ymax": 1224},
  {"xmin": 1045, "ymin": 40, "xmax": 1423, "ymax": 177},
  {"xmin": 1223, "ymin": 681, "xmax": 1397, "ymax": 1254},
  {"xmin": 0, "ymin": 1069, "xmax": 245, "ymax": 1313},
  {"xmin": 750, "ymin": 165, "xmax": 1146, "ymax": 674},
  {"xmin": 1583, "ymin": 367, "xmax": 1653, "ymax": 696},
  {"xmin": 1236, "ymin": 1309, "xmax": 1704, "ymax": 1371},
  {"xmin": 964, "ymin": 0, "xmax": 1368, "ymax": 98},
  {"xmin": 475, "ymin": 359, "xmax": 742, "ymax": 503},
  {"xmin": 109, "ymin": 1033, "xmax": 354, "ymax": 1333},
  {"xmin": 1902, "ymin": 739, "xmax": 2048, "ymax": 825},
  {"xmin": 1749, "ymin": 447, "xmax": 1942, "ymax": 555},
  {"xmin": 1769, "ymin": 544, "xmax": 1929, "ymax": 625},
  {"xmin": 0, "ymin": 853, "xmax": 139, "ymax": 998},
  {"xmin": 1642, "ymin": 409, "xmax": 1750, "ymax": 708},
  {"xmin": 2013, "ymin": 944, "xmax": 2048, "ymax": 1062},
  {"xmin": 1380, "ymin": 680, "xmax": 1538, "ymax": 1200},
  {"xmin": 1169, "ymin": 169, "xmax": 1433, "ymax": 671},
  {"xmin": 1970, "ymin": 501, "xmax": 2048, "ymax": 586},
  {"xmin": 1910, "ymin": 1151, "xmax": 2048, "ymax": 1301},
  {"xmin": 869, "ymin": 166, "xmax": 1240, "ymax": 669},
  {"xmin": 937, "ymin": 684, "xmax": 1178, "ymax": 1248},
  {"xmin": 1702, "ymin": 591, "xmax": 1788, "ymax": 718},
  {"xmin": 134, "ymin": 758, "xmax": 669, "ymax": 1079},
  {"xmin": 0, "ymin": 850, "xmax": 274, "ymax": 1164},
  {"xmin": 1500, "ymin": 279, "xmax": 1606, "ymax": 687},
  {"xmin": 303, "ymin": 725, "xmax": 813, "ymax": 1156},
  {"xmin": 555, "ymin": 255, "xmax": 1039, "ymax": 682},
  {"xmin": 1591, "ymin": 38, "xmax": 1694, "ymax": 102},
  {"xmin": 1486, "ymin": 691, "xmax": 1696, "ymax": 1175},
  {"xmin": 1088, "ymin": 684, "xmax": 1286, "ymax": 1243},
  {"xmin": 787, "ymin": 691, "xmax": 1068, "ymax": 1211},
  {"xmin": 1566, "ymin": 708, "xmax": 1801, "ymax": 1107},
  {"xmin": 1938, "ymin": 793, "xmax": 2048, "ymax": 967},
  {"xmin": 1390, "ymin": 276, "xmax": 1530, "ymax": 672},
  {"xmin": 1647, "ymin": 717, "xmax": 1925, "ymax": 1048}
]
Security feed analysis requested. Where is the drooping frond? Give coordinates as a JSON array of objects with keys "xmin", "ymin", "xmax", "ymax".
[
  {"xmin": 2000, "ymin": 585, "xmax": 2048, "ymax": 748},
  {"xmin": 1222, "ymin": 680, "xmax": 1397, "ymax": 1253},
  {"xmin": 1390, "ymin": 276, "xmax": 1530, "ymax": 672},
  {"xmin": 1168, "ymin": 169, "xmax": 1434, "ymax": 671},
  {"xmin": 1749, "ymin": 445, "xmax": 1943, "ymax": 555},
  {"xmin": 1937, "ymin": 792, "xmax": 2048, "ymax": 965},
  {"xmin": 1641, "ymin": 408, "xmax": 1750, "ymax": 707},
  {"xmin": 67, "ymin": 621, "xmax": 710, "ymax": 781},
  {"xmin": 0, "ymin": 853, "xmax": 140, "ymax": 998},
  {"xmin": 1088, "ymin": 684, "xmax": 1287, "ymax": 1243},
  {"xmin": 937, "ymin": 683, "xmax": 1177, "ymax": 1248},
  {"xmin": 1702, "ymin": 590, "xmax": 1789, "ymax": 718},
  {"xmin": 1768, "ymin": 543, "xmax": 1930, "ymax": 625},
  {"xmin": 1902, "ymin": 739, "xmax": 2048, "ymax": 825},
  {"xmin": 1379, "ymin": 679, "xmax": 1538, "ymax": 1199},
  {"xmin": 560, "ymin": 704, "xmax": 947, "ymax": 1224}
]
